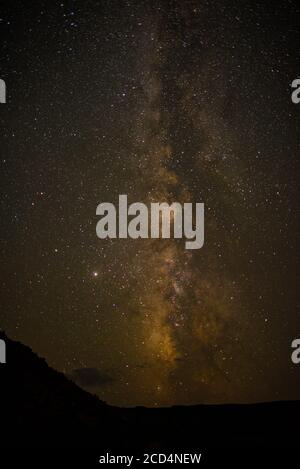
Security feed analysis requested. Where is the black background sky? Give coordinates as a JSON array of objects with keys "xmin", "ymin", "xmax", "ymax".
[{"xmin": 0, "ymin": 0, "xmax": 300, "ymax": 407}]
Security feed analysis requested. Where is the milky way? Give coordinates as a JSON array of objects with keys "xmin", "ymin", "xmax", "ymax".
[{"xmin": 1, "ymin": 1, "xmax": 300, "ymax": 406}]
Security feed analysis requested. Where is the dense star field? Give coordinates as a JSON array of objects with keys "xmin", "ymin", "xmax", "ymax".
[{"xmin": 0, "ymin": 0, "xmax": 300, "ymax": 406}]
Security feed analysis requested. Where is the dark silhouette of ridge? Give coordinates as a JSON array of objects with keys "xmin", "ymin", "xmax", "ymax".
[{"xmin": 0, "ymin": 331, "xmax": 299, "ymax": 449}]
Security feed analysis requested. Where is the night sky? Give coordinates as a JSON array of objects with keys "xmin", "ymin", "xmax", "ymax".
[{"xmin": 1, "ymin": 0, "xmax": 300, "ymax": 407}]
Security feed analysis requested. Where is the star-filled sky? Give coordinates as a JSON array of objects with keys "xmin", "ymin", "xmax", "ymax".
[{"xmin": 1, "ymin": 0, "xmax": 300, "ymax": 406}]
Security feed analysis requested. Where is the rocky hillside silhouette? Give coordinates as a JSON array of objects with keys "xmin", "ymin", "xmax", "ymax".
[{"xmin": 0, "ymin": 331, "xmax": 299, "ymax": 449}]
